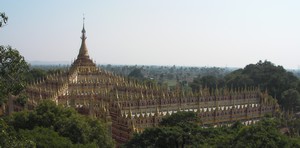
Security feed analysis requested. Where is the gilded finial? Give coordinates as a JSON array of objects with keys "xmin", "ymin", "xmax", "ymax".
[{"xmin": 82, "ymin": 13, "xmax": 86, "ymax": 34}]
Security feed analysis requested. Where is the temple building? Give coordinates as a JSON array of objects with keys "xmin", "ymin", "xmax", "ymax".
[{"xmin": 25, "ymin": 22, "xmax": 279, "ymax": 143}]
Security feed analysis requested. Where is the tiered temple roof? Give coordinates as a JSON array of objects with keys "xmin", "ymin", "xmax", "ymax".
[{"xmin": 26, "ymin": 22, "xmax": 279, "ymax": 144}]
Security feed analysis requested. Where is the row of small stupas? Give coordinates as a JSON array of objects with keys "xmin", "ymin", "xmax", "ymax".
[{"xmin": 25, "ymin": 23, "xmax": 279, "ymax": 143}]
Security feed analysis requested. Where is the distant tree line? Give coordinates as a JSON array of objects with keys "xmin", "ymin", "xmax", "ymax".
[{"xmin": 99, "ymin": 64, "xmax": 234, "ymax": 86}]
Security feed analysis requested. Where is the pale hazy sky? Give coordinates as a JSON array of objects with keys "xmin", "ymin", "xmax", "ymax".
[{"xmin": 1, "ymin": 0, "xmax": 300, "ymax": 69}]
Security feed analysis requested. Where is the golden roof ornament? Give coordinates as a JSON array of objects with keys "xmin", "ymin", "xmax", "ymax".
[
  {"xmin": 155, "ymin": 106, "xmax": 160, "ymax": 116},
  {"xmin": 77, "ymin": 16, "xmax": 89, "ymax": 60},
  {"xmin": 140, "ymin": 91, "xmax": 144, "ymax": 100}
]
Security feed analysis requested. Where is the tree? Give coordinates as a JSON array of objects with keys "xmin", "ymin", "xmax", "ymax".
[
  {"xmin": 160, "ymin": 111, "xmax": 199, "ymax": 127},
  {"xmin": 280, "ymin": 89, "xmax": 300, "ymax": 111},
  {"xmin": 18, "ymin": 127, "xmax": 75, "ymax": 148},
  {"xmin": 0, "ymin": 118, "xmax": 35, "ymax": 147},
  {"xmin": 240, "ymin": 61, "xmax": 299, "ymax": 100},
  {"xmin": 124, "ymin": 126, "xmax": 184, "ymax": 148},
  {"xmin": 25, "ymin": 68, "xmax": 47, "ymax": 82},
  {"xmin": 128, "ymin": 68, "xmax": 144, "ymax": 80},
  {"xmin": 1, "ymin": 13, "xmax": 30, "ymax": 106},
  {"xmin": 231, "ymin": 119, "xmax": 294, "ymax": 148},
  {"xmin": 190, "ymin": 75, "xmax": 225, "ymax": 92},
  {"xmin": 0, "ymin": 12, "xmax": 8, "ymax": 28},
  {"xmin": 0, "ymin": 46, "xmax": 29, "ymax": 105},
  {"xmin": 224, "ymin": 60, "xmax": 300, "ymax": 110},
  {"xmin": 225, "ymin": 69, "xmax": 254, "ymax": 88},
  {"xmin": 8, "ymin": 100, "xmax": 115, "ymax": 147},
  {"xmin": 287, "ymin": 118, "xmax": 300, "ymax": 137},
  {"xmin": 124, "ymin": 112, "xmax": 200, "ymax": 148}
]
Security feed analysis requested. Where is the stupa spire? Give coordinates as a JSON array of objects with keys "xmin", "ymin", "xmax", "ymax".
[{"xmin": 77, "ymin": 15, "xmax": 89, "ymax": 59}]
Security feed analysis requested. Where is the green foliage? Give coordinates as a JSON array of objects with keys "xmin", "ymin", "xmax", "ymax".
[
  {"xmin": 55, "ymin": 115, "xmax": 91, "ymax": 144},
  {"xmin": 225, "ymin": 69, "xmax": 254, "ymax": 88},
  {"xmin": 0, "ymin": 118, "xmax": 35, "ymax": 148},
  {"xmin": 231, "ymin": 119, "xmax": 295, "ymax": 148},
  {"xmin": 47, "ymin": 68, "xmax": 64, "ymax": 75},
  {"xmin": 160, "ymin": 111, "xmax": 199, "ymax": 127},
  {"xmin": 14, "ymin": 93, "xmax": 29, "ymax": 106},
  {"xmin": 286, "ymin": 118, "xmax": 300, "ymax": 137},
  {"xmin": 0, "ymin": 46, "xmax": 29, "ymax": 105},
  {"xmin": 190, "ymin": 75, "xmax": 225, "ymax": 92},
  {"xmin": 35, "ymin": 100, "xmax": 76, "ymax": 128},
  {"xmin": 280, "ymin": 89, "xmax": 300, "ymax": 111},
  {"xmin": 0, "ymin": 12, "xmax": 8, "ymax": 27},
  {"xmin": 0, "ymin": 16, "xmax": 31, "ymax": 106},
  {"xmin": 6, "ymin": 100, "xmax": 115, "ymax": 147},
  {"xmin": 8, "ymin": 110, "xmax": 32, "ymax": 130},
  {"xmin": 125, "ymin": 126, "xmax": 184, "ymax": 148},
  {"xmin": 25, "ymin": 68, "xmax": 47, "ymax": 82},
  {"xmin": 87, "ymin": 118, "xmax": 113, "ymax": 147},
  {"xmin": 128, "ymin": 68, "xmax": 144, "ymax": 79},
  {"xmin": 225, "ymin": 61, "xmax": 300, "ymax": 104},
  {"xmin": 19, "ymin": 127, "xmax": 74, "ymax": 148},
  {"xmin": 143, "ymin": 78, "xmax": 157, "ymax": 86},
  {"xmin": 124, "ymin": 112, "xmax": 198, "ymax": 148},
  {"xmin": 101, "ymin": 64, "xmax": 232, "ymax": 89}
]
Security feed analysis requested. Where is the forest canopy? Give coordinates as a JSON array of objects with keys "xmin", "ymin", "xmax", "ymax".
[{"xmin": 0, "ymin": 100, "xmax": 114, "ymax": 147}]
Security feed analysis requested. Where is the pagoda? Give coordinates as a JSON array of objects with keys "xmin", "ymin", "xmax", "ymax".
[{"xmin": 25, "ymin": 21, "xmax": 279, "ymax": 144}]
